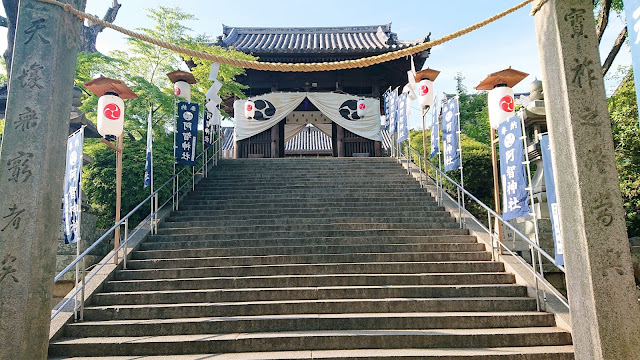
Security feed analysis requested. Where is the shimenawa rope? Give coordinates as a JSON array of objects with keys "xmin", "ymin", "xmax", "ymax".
[{"xmin": 37, "ymin": 0, "xmax": 534, "ymax": 72}]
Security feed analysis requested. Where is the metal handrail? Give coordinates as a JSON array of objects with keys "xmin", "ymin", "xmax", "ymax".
[
  {"xmin": 52, "ymin": 134, "xmax": 223, "ymax": 321},
  {"xmin": 401, "ymin": 144, "xmax": 568, "ymax": 310}
]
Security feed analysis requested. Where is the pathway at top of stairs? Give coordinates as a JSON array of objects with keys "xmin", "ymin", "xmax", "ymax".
[{"xmin": 49, "ymin": 158, "xmax": 574, "ymax": 359}]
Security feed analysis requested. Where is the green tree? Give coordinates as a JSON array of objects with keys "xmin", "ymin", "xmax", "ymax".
[
  {"xmin": 79, "ymin": 6, "xmax": 253, "ymax": 228},
  {"xmin": 455, "ymin": 73, "xmax": 491, "ymax": 144},
  {"xmin": 608, "ymin": 69, "xmax": 640, "ymax": 236}
]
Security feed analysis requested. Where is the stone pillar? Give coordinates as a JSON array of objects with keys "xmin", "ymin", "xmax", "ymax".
[
  {"xmin": 0, "ymin": 1, "xmax": 86, "ymax": 359},
  {"xmin": 533, "ymin": 1, "xmax": 640, "ymax": 358}
]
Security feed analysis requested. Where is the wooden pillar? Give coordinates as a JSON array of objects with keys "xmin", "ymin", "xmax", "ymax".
[
  {"xmin": 234, "ymin": 140, "xmax": 241, "ymax": 159},
  {"xmin": 534, "ymin": 1, "xmax": 640, "ymax": 358},
  {"xmin": 374, "ymin": 141, "xmax": 382, "ymax": 157},
  {"xmin": 271, "ymin": 122, "xmax": 279, "ymax": 158},
  {"xmin": 0, "ymin": 1, "xmax": 86, "ymax": 358},
  {"xmin": 336, "ymin": 124, "xmax": 345, "ymax": 157}
]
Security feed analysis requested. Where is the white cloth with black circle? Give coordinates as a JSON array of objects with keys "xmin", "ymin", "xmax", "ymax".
[{"xmin": 234, "ymin": 92, "xmax": 381, "ymax": 142}]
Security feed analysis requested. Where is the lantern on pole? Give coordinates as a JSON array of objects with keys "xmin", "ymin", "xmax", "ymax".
[
  {"xmin": 84, "ymin": 76, "xmax": 137, "ymax": 138},
  {"xmin": 167, "ymin": 70, "xmax": 197, "ymax": 103},
  {"xmin": 357, "ymin": 99, "xmax": 367, "ymax": 117},
  {"xmin": 476, "ymin": 67, "xmax": 529, "ymax": 250},
  {"xmin": 245, "ymin": 100, "xmax": 256, "ymax": 119},
  {"xmin": 414, "ymin": 68, "xmax": 440, "ymax": 162},
  {"xmin": 84, "ymin": 76, "xmax": 137, "ymax": 264},
  {"xmin": 476, "ymin": 67, "xmax": 529, "ymax": 129}
]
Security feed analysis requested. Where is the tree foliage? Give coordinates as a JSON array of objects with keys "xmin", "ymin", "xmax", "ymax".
[
  {"xmin": 78, "ymin": 7, "xmax": 252, "ymax": 228},
  {"xmin": 455, "ymin": 73, "xmax": 491, "ymax": 145},
  {"xmin": 608, "ymin": 69, "xmax": 640, "ymax": 236}
]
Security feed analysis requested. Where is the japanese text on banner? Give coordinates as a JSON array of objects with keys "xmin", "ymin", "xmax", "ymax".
[
  {"xmin": 396, "ymin": 92, "xmax": 409, "ymax": 143},
  {"xmin": 498, "ymin": 116, "xmax": 530, "ymax": 221},
  {"xmin": 441, "ymin": 97, "xmax": 460, "ymax": 172},
  {"xmin": 63, "ymin": 128, "xmax": 84, "ymax": 244},
  {"xmin": 430, "ymin": 95, "xmax": 440, "ymax": 159},
  {"xmin": 176, "ymin": 102, "xmax": 199, "ymax": 166}
]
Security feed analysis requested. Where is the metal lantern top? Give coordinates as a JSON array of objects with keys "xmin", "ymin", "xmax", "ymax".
[
  {"xmin": 475, "ymin": 67, "xmax": 529, "ymax": 90},
  {"xmin": 166, "ymin": 70, "xmax": 197, "ymax": 85},
  {"xmin": 84, "ymin": 76, "xmax": 138, "ymax": 99},
  {"xmin": 414, "ymin": 68, "xmax": 441, "ymax": 82}
]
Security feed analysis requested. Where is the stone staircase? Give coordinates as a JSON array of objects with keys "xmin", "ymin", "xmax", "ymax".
[{"xmin": 49, "ymin": 158, "xmax": 574, "ymax": 359}]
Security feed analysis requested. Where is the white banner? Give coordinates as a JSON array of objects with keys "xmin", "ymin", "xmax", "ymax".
[{"xmin": 234, "ymin": 92, "xmax": 381, "ymax": 142}]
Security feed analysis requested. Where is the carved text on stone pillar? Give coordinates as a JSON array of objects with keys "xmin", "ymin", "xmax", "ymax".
[
  {"xmin": 6, "ymin": 151, "xmax": 33, "ymax": 183},
  {"xmin": 571, "ymin": 58, "xmax": 597, "ymax": 89},
  {"xmin": 564, "ymin": 8, "xmax": 588, "ymax": 39},
  {"xmin": 24, "ymin": 18, "xmax": 50, "ymax": 45},
  {"xmin": 17, "ymin": 62, "xmax": 45, "ymax": 90},
  {"xmin": 592, "ymin": 194, "xmax": 615, "ymax": 227},
  {"xmin": 0, "ymin": 254, "xmax": 18, "ymax": 284},
  {"xmin": 1, "ymin": 204, "xmax": 26, "ymax": 232},
  {"xmin": 15, "ymin": 107, "xmax": 38, "ymax": 131}
]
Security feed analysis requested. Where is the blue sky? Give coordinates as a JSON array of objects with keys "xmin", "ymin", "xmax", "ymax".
[{"xmin": 0, "ymin": 1, "xmax": 632, "ymax": 128}]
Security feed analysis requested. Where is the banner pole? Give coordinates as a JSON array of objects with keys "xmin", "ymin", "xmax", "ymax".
[
  {"xmin": 456, "ymin": 95, "xmax": 465, "ymax": 227},
  {"xmin": 519, "ymin": 111, "xmax": 546, "ymax": 307}
]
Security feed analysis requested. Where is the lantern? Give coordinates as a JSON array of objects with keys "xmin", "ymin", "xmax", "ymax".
[
  {"xmin": 487, "ymin": 86, "xmax": 516, "ymax": 128},
  {"xmin": 417, "ymin": 79, "xmax": 434, "ymax": 109},
  {"xmin": 167, "ymin": 70, "xmax": 197, "ymax": 103},
  {"xmin": 245, "ymin": 100, "xmax": 255, "ymax": 119},
  {"xmin": 174, "ymin": 81, "xmax": 191, "ymax": 102},
  {"xmin": 357, "ymin": 99, "xmax": 367, "ymax": 117},
  {"xmin": 476, "ymin": 67, "xmax": 529, "ymax": 129},
  {"xmin": 97, "ymin": 94, "xmax": 125, "ymax": 137},
  {"xmin": 83, "ymin": 76, "xmax": 137, "ymax": 138}
]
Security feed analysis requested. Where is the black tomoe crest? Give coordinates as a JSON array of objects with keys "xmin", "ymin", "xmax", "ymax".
[
  {"xmin": 253, "ymin": 99, "xmax": 276, "ymax": 121},
  {"xmin": 339, "ymin": 100, "xmax": 361, "ymax": 121}
]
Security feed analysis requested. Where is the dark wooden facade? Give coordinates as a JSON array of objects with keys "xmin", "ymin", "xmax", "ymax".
[{"xmin": 217, "ymin": 24, "xmax": 430, "ymax": 158}]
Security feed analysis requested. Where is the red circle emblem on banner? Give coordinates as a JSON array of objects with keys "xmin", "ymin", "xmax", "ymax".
[
  {"xmin": 103, "ymin": 103, "xmax": 121, "ymax": 120},
  {"xmin": 358, "ymin": 103, "xmax": 366, "ymax": 110},
  {"xmin": 175, "ymin": 87, "xmax": 181, "ymax": 96},
  {"xmin": 499, "ymin": 95, "xmax": 515, "ymax": 112},
  {"xmin": 246, "ymin": 104, "xmax": 253, "ymax": 111},
  {"xmin": 420, "ymin": 85, "xmax": 429, "ymax": 96}
]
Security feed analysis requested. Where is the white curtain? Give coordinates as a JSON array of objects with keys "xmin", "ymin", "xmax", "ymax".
[
  {"xmin": 234, "ymin": 92, "xmax": 306, "ymax": 141},
  {"xmin": 284, "ymin": 124, "xmax": 307, "ymax": 142},
  {"xmin": 307, "ymin": 93, "xmax": 381, "ymax": 141},
  {"xmin": 234, "ymin": 92, "xmax": 381, "ymax": 142},
  {"xmin": 314, "ymin": 123, "xmax": 333, "ymax": 138}
]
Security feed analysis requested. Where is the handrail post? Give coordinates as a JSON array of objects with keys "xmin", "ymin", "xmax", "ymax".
[
  {"xmin": 176, "ymin": 174, "xmax": 180, "ymax": 211},
  {"xmin": 530, "ymin": 244, "xmax": 541, "ymax": 311},
  {"xmin": 80, "ymin": 256, "xmax": 85, "ymax": 321},
  {"xmin": 123, "ymin": 219, "xmax": 128, "ymax": 270},
  {"xmin": 457, "ymin": 186, "xmax": 462, "ymax": 227},
  {"xmin": 418, "ymin": 156, "xmax": 422, "ymax": 187},
  {"xmin": 488, "ymin": 212, "xmax": 495, "ymax": 261}
]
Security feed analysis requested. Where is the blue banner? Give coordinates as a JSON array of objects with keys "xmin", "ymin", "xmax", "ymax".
[
  {"xmin": 63, "ymin": 128, "xmax": 84, "ymax": 244},
  {"xmin": 396, "ymin": 92, "xmax": 409, "ymax": 143},
  {"xmin": 430, "ymin": 94, "xmax": 439, "ymax": 159},
  {"xmin": 388, "ymin": 88, "xmax": 399, "ymax": 136},
  {"xmin": 176, "ymin": 102, "xmax": 199, "ymax": 166},
  {"xmin": 498, "ymin": 116, "xmax": 530, "ymax": 221},
  {"xmin": 624, "ymin": 0, "xmax": 640, "ymax": 128},
  {"xmin": 382, "ymin": 89, "xmax": 392, "ymax": 131},
  {"xmin": 144, "ymin": 109, "xmax": 152, "ymax": 188},
  {"xmin": 441, "ymin": 97, "xmax": 460, "ymax": 172},
  {"xmin": 204, "ymin": 111, "xmax": 214, "ymax": 148},
  {"xmin": 540, "ymin": 135, "xmax": 564, "ymax": 266}
]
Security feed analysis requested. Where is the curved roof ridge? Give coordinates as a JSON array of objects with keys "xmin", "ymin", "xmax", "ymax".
[{"xmin": 222, "ymin": 23, "xmax": 393, "ymax": 35}]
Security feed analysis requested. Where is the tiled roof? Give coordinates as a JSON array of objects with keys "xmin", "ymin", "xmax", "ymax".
[
  {"xmin": 218, "ymin": 24, "xmax": 428, "ymax": 54},
  {"xmin": 221, "ymin": 126, "xmax": 393, "ymax": 153}
]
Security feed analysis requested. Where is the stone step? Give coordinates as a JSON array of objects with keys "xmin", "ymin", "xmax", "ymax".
[
  {"xmin": 126, "ymin": 253, "xmax": 495, "ymax": 268},
  {"xmin": 164, "ymin": 214, "xmax": 453, "ymax": 226},
  {"xmin": 93, "ymin": 284, "xmax": 527, "ymax": 306},
  {"xmin": 114, "ymin": 261, "xmax": 507, "ymax": 281},
  {"xmin": 109, "ymin": 272, "xmax": 515, "ymax": 288},
  {"xmin": 189, "ymin": 188, "xmax": 431, "ymax": 197},
  {"xmin": 63, "ymin": 311, "xmax": 556, "ymax": 338},
  {"xmin": 81, "ymin": 297, "xmax": 539, "ymax": 321},
  {"xmin": 133, "ymin": 240, "xmax": 487, "ymax": 259},
  {"xmin": 48, "ymin": 327, "xmax": 572, "ymax": 357},
  {"xmin": 140, "ymin": 236, "xmax": 480, "ymax": 251},
  {"xmin": 181, "ymin": 196, "xmax": 436, "ymax": 205},
  {"xmin": 156, "ymin": 222, "xmax": 461, "ymax": 234},
  {"xmin": 177, "ymin": 201, "xmax": 441, "ymax": 211},
  {"xmin": 170, "ymin": 207, "xmax": 448, "ymax": 218},
  {"xmin": 149, "ymin": 227, "xmax": 469, "ymax": 241},
  {"xmin": 49, "ymin": 346, "xmax": 576, "ymax": 360}
]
